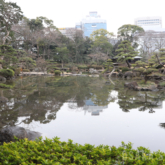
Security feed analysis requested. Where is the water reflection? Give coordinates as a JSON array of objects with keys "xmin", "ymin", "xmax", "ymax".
[
  {"xmin": 0, "ymin": 76, "xmax": 165, "ymax": 127},
  {"xmin": 83, "ymin": 99, "xmax": 108, "ymax": 116},
  {"xmin": 118, "ymin": 89, "xmax": 165, "ymax": 113},
  {"xmin": 0, "ymin": 76, "xmax": 165, "ymax": 151}
]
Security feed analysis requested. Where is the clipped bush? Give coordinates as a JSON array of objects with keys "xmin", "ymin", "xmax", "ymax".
[
  {"xmin": 0, "ymin": 69, "xmax": 15, "ymax": 78},
  {"xmin": 143, "ymin": 68, "xmax": 157, "ymax": 75},
  {"xmin": 22, "ymin": 69, "xmax": 30, "ymax": 72},
  {"xmin": 121, "ymin": 67, "xmax": 130, "ymax": 73},
  {"xmin": 8, "ymin": 66, "xmax": 16, "ymax": 71},
  {"xmin": 88, "ymin": 65, "xmax": 102, "ymax": 69},
  {"xmin": 54, "ymin": 70, "xmax": 61, "ymax": 75},
  {"xmin": 134, "ymin": 68, "xmax": 145, "ymax": 73},
  {"xmin": 0, "ymin": 83, "xmax": 12, "ymax": 89},
  {"xmin": 0, "ymin": 138, "xmax": 165, "ymax": 164},
  {"xmin": 159, "ymin": 81, "xmax": 165, "ymax": 87},
  {"xmin": 47, "ymin": 67, "xmax": 60, "ymax": 73},
  {"xmin": 78, "ymin": 65, "xmax": 88, "ymax": 69},
  {"xmin": 156, "ymin": 64, "xmax": 164, "ymax": 69}
]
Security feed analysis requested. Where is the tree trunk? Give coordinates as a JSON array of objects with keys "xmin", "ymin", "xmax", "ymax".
[
  {"xmin": 3, "ymin": 31, "xmax": 10, "ymax": 45},
  {"xmin": 155, "ymin": 53, "xmax": 161, "ymax": 65},
  {"xmin": 144, "ymin": 76, "xmax": 147, "ymax": 84},
  {"xmin": 109, "ymin": 67, "xmax": 116, "ymax": 78},
  {"xmin": 62, "ymin": 60, "xmax": 63, "ymax": 69},
  {"xmin": 126, "ymin": 60, "xmax": 131, "ymax": 68},
  {"xmin": 37, "ymin": 44, "xmax": 39, "ymax": 56}
]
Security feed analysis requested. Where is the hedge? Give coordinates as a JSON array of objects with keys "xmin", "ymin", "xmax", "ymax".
[
  {"xmin": 78, "ymin": 65, "xmax": 88, "ymax": 69},
  {"xmin": 22, "ymin": 69, "xmax": 30, "ymax": 72},
  {"xmin": 0, "ymin": 69, "xmax": 15, "ymax": 78},
  {"xmin": 0, "ymin": 83, "xmax": 12, "ymax": 89},
  {"xmin": 0, "ymin": 137, "xmax": 165, "ymax": 165},
  {"xmin": 120, "ymin": 67, "xmax": 130, "ymax": 73},
  {"xmin": 88, "ymin": 65, "xmax": 103, "ymax": 69},
  {"xmin": 54, "ymin": 70, "xmax": 61, "ymax": 75}
]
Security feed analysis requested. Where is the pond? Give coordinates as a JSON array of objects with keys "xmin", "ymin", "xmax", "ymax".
[{"xmin": 0, "ymin": 76, "xmax": 165, "ymax": 152}]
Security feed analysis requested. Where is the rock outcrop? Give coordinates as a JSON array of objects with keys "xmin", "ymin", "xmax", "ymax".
[
  {"xmin": 124, "ymin": 81, "xmax": 158, "ymax": 91},
  {"xmin": 89, "ymin": 68, "xmax": 98, "ymax": 74},
  {"xmin": 0, "ymin": 76, "xmax": 6, "ymax": 83},
  {"xmin": 124, "ymin": 71, "xmax": 136, "ymax": 79},
  {"xmin": 124, "ymin": 81, "xmax": 138, "ymax": 89},
  {"xmin": 0, "ymin": 126, "xmax": 41, "ymax": 143}
]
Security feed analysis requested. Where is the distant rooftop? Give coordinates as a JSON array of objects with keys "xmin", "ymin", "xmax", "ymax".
[{"xmin": 80, "ymin": 11, "xmax": 106, "ymax": 24}]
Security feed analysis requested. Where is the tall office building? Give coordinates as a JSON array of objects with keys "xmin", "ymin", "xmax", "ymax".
[
  {"xmin": 76, "ymin": 11, "xmax": 107, "ymax": 37},
  {"xmin": 135, "ymin": 16, "xmax": 165, "ymax": 32}
]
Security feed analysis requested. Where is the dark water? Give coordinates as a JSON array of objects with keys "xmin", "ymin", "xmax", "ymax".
[{"xmin": 0, "ymin": 76, "xmax": 165, "ymax": 151}]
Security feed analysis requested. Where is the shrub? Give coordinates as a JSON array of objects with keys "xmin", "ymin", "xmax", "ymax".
[
  {"xmin": 0, "ymin": 138, "xmax": 165, "ymax": 164},
  {"xmin": 134, "ymin": 68, "xmax": 145, "ymax": 73},
  {"xmin": 0, "ymin": 69, "xmax": 15, "ymax": 78},
  {"xmin": 54, "ymin": 70, "xmax": 61, "ymax": 75},
  {"xmin": 143, "ymin": 68, "xmax": 158, "ymax": 76},
  {"xmin": 22, "ymin": 69, "xmax": 30, "ymax": 72},
  {"xmin": 78, "ymin": 65, "xmax": 88, "ymax": 69},
  {"xmin": 0, "ymin": 83, "xmax": 12, "ymax": 89},
  {"xmin": 159, "ymin": 81, "xmax": 165, "ymax": 87},
  {"xmin": 8, "ymin": 66, "xmax": 16, "ymax": 71},
  {"xmin": 121, "ymin": 67, "xmax": 130, "ymax": 72},
  {"xmin": 88, "ymin": 65, "xmax": 102, "ymax": 69}
]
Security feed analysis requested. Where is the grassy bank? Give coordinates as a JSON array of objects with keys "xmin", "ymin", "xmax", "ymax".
[{"xmin": 0, "ymin": 137, "xmax": 165, "ymax": 164}]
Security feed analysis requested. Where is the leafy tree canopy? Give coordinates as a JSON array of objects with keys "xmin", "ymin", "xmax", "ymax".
[
  {"xmin": 117, "ymin": 24, "xmax": 144, "ymax": 48},
  {"xmin": 0, "ymin": 0, "xmax": 23, "ymax": 44},
  {"xmin": 90, "ymin": 29, "xmax": 114, "ymax": 40},
  {"xmin": 26, "ymin": 16, "xmax": 57, "ymax": 32},
  {"xmin": 0, "ymin": 45, "xmax": 18, "ymax": 67}
]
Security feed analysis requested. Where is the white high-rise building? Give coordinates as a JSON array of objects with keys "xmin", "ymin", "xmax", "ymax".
[{"xmin": 135, "ymin": 16, "xmax": 165, "ymax": 32}]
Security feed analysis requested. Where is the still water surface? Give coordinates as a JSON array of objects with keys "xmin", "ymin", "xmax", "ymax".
[{"xmin": 1, "ymin": 76, "xmax": 165, "ymax": 151}]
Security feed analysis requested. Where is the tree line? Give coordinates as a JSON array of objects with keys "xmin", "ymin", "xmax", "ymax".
[{"xmin": 1, "ymin": 0, "xmax": 165, "ymax": 72}]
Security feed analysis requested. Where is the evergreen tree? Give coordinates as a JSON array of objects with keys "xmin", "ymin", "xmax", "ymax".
[{"xmin": 116, "ymin": 40, "xmax": 138, "ymax": 68}]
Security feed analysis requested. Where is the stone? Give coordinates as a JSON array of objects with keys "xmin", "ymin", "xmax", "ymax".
[
  {"xmin": 89, "ymin": 68, "xmax": 98, "ymax": 74},
  {"xmin": 111, "ymin": 72, "xmax": 119, "ymax": 77},
  {"xmin": 0, "ymin": 96, "xmax": 8, "ymax": 103},
  {"xmin": 0, "ymin": 126, "xmax": 41, "ymax": 143},
  {"xmin": 124, "ymin": 81, "xmax": 158, "ymax": 91},
  {"xmin": 124, "ymin": 71, "xmax": 136, "ymax": 79},
  {"xmin": 0, "ymin": 76, "xmax": 6, "ymax": 83},
  {"xmin": 34, "ymin": 67, "xmax": 42, "ymax": 72},
  {"xmin": 124, "ymin": 81, "xmax": 138, "ymax": 89},
  {"xmin": 89, "ymin": 75, "xmax": 99, "ymax": 77},
  {"xmin": 118, "ymin": 72, "xmax": 123, "ymax": 78}
]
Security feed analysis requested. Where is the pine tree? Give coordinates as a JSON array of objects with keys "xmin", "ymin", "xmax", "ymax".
[{"xmin": 116, "ymin": 40, "xmax": 138, "ymax": 68}]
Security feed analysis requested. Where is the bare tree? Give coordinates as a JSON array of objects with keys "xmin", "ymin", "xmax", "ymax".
[
  {"xmin": 138, "ymin": 31, "xmax": 157, "ymax": 59},
  {"xmin": 138, "ymin": 31, "xmax": 165, "ymax": 60},
  {"xmin": 88, "ymin": 52, "xmax": 109, "ymax": 64}
]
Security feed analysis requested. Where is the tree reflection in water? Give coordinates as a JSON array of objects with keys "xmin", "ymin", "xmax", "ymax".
[{"xmin": 0, "ymin": 76, "xmax": 165, "ymax": 130}]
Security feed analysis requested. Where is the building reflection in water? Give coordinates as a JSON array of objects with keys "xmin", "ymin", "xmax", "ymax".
[{"xmin": 83, "ymin": 99, "xmax": 108, "ymax": 116}]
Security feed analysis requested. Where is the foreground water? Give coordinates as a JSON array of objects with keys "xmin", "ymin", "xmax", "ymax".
[{"xmin": 0, "ymin": 76, "xmax": 165, "ymax": 152}]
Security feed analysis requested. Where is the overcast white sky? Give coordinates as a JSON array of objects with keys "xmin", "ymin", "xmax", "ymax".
[{"xmin": 6, "ymin": 0, "xmax": 165, "ymax": 35}]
